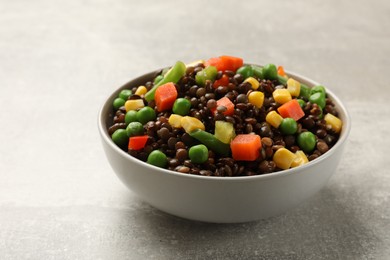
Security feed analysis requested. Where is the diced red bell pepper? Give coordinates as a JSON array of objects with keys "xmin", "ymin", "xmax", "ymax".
[{"xmin": 128, "ymin": 135, "xmax": 149, "ymax": 150}]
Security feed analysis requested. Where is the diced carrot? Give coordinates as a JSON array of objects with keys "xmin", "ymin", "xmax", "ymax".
[
  {"xmin": 210, "ymin": 97, "xmax": 235, "ymax": 116},
  {"xmin": 219, "ymin": 56, "xmax": 244, "ymax": 72},
  {"xmin": 277, "ymin": 99, "xmax": 305, "ymax": 121},
  {"xmin": 155, "ymin": 82, "xmax": 178, "ymax": 112},
  {"xmin": 230, "ymin": 134, "xmax": 262, "ymax": 161},
  {"xmin": 128, "ymin": 135, "xmax": 149, "ymax": 150},
  {"xmin": 213, "ymin": 74, "xmax": 229, "ymax": 88},
  {"xmin": 205, "ymin": 56, "xmax": 243, "ymax": 72},
  {"xmin": 204, "ymin": 57, "xmax": 221, "ymax": 69},
  {"xmin": 277, "ymin": 66, "xmax": 286, "ymax": 77}
]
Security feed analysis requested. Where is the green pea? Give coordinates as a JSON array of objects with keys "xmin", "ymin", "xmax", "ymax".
[
  {"xmin": 136, "ymin": 106, "xmax": 156, "ymax": 125},
  {"xmin": 262, "ymin": 63, "xmax": 278, "ymax": 80},
  {"xmin": 251, "ymin": 65, "xmax": 263, "ymax": 79},
  {"xmin": 172, "ymin": 98, "xmax": 191, "ymax": 116},
  {"xmin": 125, "ymin": 110, "xmax": 138, "ymax": 125},
  {"xmin": 297, "ymin": 99, "xmax": 306, "ymax": 108},
  {"xmin": 279, "ymin": 118, "xmax": 298, "ymax": 135},
  {"xmin": 111, "ymin": 129, "xmax": 128, "ymax": 148},
  {"xmin": 299, "ymin": 85, "xmax": 311, "ymax": 100},
  {"xmin": 189, "ymin": 144, "xmax": 209, "ymax": 164},
  {"xmin": 113, "ymin": 98, "xmax": 125, "ymax": 110},
  {"xmin": 309, "ymin": 92, "xmax": 326, "ymax": 109},
  {"xmin": 297, "ymin": 131, "xmax": 316, "ymax": 153},
  {"xmin": 154, "ymin": 75, "xmax": 164, "ymax": 85},
  {"xmin": 310, "ymin": 85, "xmax": 326, "ymax": 97},
  {"xmin": 236, "ymin": 65, "xmax": 254, "ymax": 79},
  {"xmin": 147, "ymin": 150, "xmax": 167, "ymax": 168},
  {"xmin": 126, "ymin": 122, "xmax": 144, "ymax": 137},
  {"xmin": 119, "ymin": 89, "xmax": 132, "ymax": 100}
]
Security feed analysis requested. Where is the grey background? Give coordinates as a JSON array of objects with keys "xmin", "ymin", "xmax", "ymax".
[{"xmin": 1, "ymin": 0, "xmax": 389, "ymax": 259}]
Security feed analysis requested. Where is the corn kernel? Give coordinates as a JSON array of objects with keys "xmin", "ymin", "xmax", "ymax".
[
  {"xmin": 168, "ymin": 114, "xmax": 183, "ymax": 128},
  {"xmin": 266, "ymin": 111, "xmax": 283, "ymax": 128},
  {"xmin": 186, "ymin": 60, "xmax": 205, "ymax": 67},
  {"xmin": 135, "ymin": 86, "xmax": 147, "ymax": 96},
  {"xmin": 273, "ymin": 89, "xmax": 292, "ymax": 104},
  {"xmin": 248, "ymin": 91, "xmax": 264, "ymax": 108},
  {"xmin": 291, "ymin": 150, "xmax": 309, "ymax": 168},
  {"xmin": 180, "ymin": 116, "xmax": 205, "ymax": 134},
  {"xmin": 244, "ymin": 77, "xmax": 260, "ymax": 90},
  {"xmin": 124, "ymin": 99, "xmax": 144, "ymax": 112},
  {"xmin": 324, "ymin": 113, "xmax": 343, "ymax": 133},
  {"xmin": 273, "ymin": 148, "xmax": 297, "ymax": 170},
  {"xmin": 287, "ymin": 78, "xmax": 301, "ymax": 97}
]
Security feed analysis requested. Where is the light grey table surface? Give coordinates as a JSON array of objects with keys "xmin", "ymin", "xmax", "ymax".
[{"xmin": 1, "ymin": 0, "xmax": 389, "ymax": 259}]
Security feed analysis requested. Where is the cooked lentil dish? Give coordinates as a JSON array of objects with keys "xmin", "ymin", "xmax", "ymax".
[{"xmin": 108, "ymin": 56, "xmax": 343, "ymax": 176}]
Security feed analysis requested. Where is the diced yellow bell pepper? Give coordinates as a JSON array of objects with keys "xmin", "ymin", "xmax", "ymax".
[
  {"xmin": 168, "ymin": 114, "xmax": 183, "ymax": 128},
  {"xmin": 135, "ymin": 86, "xmax": 148, "ymax": 96},
  {"xmin": 180, "ymin": 116, "xmax": 205, "ymax": 134},
  {"xmin": 273, "ymin": 89, "xmax": 292, "ymax": 104},
  {"xmin": 324, "ymin": 113, "xmax": 343, "ymax": 133},
  {"xmin": 287, "ymin": 78, "xmax": 301, "ymax": 97},
  {"xmin": 248, "ymin": 91, "xmax": 265, "ymax": 108},
  {"xmin": 291, "ymin": 150, "xmax": 309, "ymax": 168},
  {"xmin": 266, "ymin": 111, "xmax": 283, "ymax": 128},
  {"xmin": 125, "ymin": 99, "xmax": 144, "ymax": 112},
  {"xmin": 244, "ymin": 77, "xmax": 260, "ymax": 90},
  {"xmin": 273, "ymin": 148, "xmax": 297, "ymax": 170},
  {"xmin": 215, "ymin": 121, "xmax": 236, "ymax": 144}
]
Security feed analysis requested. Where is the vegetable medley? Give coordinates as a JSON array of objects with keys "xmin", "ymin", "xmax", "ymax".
[{"xmin": 108, "ymin": 56, "xmax": 343, "ymax": 176}]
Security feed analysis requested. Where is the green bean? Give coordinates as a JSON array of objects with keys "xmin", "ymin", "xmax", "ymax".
[{"xmin": 145, "ymin": 61, "xmax": 186, "ymax": 102}]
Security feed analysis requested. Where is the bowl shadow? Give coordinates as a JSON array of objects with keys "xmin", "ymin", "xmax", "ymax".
[{"xmin": 113, "ymin": 186, "xmax": 380, "ymax": 260}]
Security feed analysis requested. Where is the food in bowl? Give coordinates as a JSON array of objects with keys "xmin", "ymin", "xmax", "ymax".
[{"xmin": 107, "ymin": 56, "xmax": 343, "ymax": 177}]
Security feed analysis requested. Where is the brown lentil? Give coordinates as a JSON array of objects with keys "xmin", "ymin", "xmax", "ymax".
[
  {"xmin": 262, "ymin": 137, "xmax": 273, "ymax": 147},
  {"xmin": 217, "ymin": 105, "xmax": 227, "ymax": 113},
  {"xmin": 167, "ymin": 137, "xmax": 178, "ymax": 149},
  {"xmin": 108, "ymin": 123, "xmax": 126, "ymax": 135},
  {"xmin": 176, "ymin": 149, "xmax": 188, "ymax": 162},
  {"xmin": 317, "ymin": 141, "xmax": 329, "ymax": 154},
  {"xmin": 236, "ymin": 94, "xmax": 248, "ymax": 103},
  {"xmin": 175, "ymin": 166, "xmax": 190, "ymax": 173},
  {"xmin": 175, "ymin": 141, "xmax": 186, "ymax": 150}
]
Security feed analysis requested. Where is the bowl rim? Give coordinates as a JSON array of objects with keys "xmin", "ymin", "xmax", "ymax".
[{"xmin": 98, "ymin": 65, "xmax": 351, "ymax": 183}]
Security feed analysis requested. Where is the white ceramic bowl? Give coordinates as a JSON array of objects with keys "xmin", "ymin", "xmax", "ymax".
[{"xmin": 98, "ymin": 67, "xmax": 351, "ymax": 223}]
